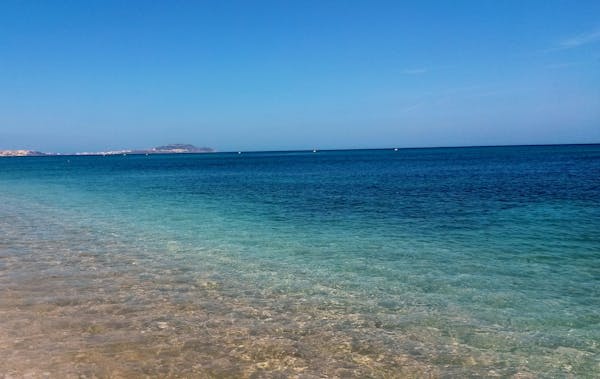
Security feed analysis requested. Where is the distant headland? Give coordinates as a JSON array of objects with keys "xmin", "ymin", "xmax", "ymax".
[
  {"xmin": 0, "ymin": 150, "xmax": 47, "ymax": 157},
  {"xmin": 0, "ymin": 144, "xmax": 215, "ymax": 157}
]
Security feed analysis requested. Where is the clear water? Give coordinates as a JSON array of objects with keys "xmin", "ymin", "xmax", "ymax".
[{"xmin": 1, "ymin": 145, "xmax": 599, "ymax": 377}]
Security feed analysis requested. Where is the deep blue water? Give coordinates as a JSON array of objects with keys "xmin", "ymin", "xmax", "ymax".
[{"xmin": 1, "ymin": 145, "xmax": 599, "ymax": 377}]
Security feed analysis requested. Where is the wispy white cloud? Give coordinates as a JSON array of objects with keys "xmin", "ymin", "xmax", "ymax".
[
  {"xmin": 401, "ymin": 68, "xmax": 428, "ymax": 75},
  {"xmin": 395, "ymin": 85, "xmax": 523, "ymax": 115},
  {"xmin": 558, "ymin": 29, "xmax": 600, "ymax": 49},
  {"xmin": 545, "ymin": 61, "xmax": 584, "ymax": 69},
  {"xmin": 397, "ymin": 102, "xmax": 424, "ymax": 113}
]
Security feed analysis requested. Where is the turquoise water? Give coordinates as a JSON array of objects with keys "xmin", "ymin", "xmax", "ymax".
[{"xmin": 1, "ymin": 145, "xmax": 599, "ymax": 377}]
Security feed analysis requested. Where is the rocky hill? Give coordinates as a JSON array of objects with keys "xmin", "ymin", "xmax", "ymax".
[
  {"xmin": 0, "ymin": 150, "xmax": 47, "ymax": 157},
  {"xmin": 146, "ymin": 144, "xmax": 214, "ymax": 154},
  {"xmin": 2, "ymin": 144, "xmax": 215, "ymax": 157}
]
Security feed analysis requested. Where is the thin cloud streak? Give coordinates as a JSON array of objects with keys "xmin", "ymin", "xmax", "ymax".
[
  {"xmin": 545, "ymin": 62, "xmax": 584, "ymax": 69},
  {"xmin": 395, "ymin": 85, "xmax": 530, "ymax": 116},
  {"xmin": 558, "ymin": 29, "xmax": 600, "ymax": 49},
  {"xmin": 401, "ymin": 68, "xmax": 428, "ymax": 75}
]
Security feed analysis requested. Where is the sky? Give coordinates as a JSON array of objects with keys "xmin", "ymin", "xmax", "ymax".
[{"xmin": 1, "ymin": 1, "xmax": 599, "ymax": 152}]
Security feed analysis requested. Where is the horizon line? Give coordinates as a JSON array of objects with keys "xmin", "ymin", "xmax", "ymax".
[
  {"xmin": 225, "ymin": 142, "xmax": 600, "ymax": 154},
  {"xmin": 2, "ymin": 142, "xmax": 599, "ymax": 158}
]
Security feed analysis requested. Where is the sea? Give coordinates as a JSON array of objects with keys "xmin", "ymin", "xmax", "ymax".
[{"xmin": 1, "ymin": 145, "xmax": 599, "ymax": 378}]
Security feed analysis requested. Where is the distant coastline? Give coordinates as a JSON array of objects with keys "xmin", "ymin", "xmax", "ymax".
[
  {"xmin": 2, "ymin": 142, "xmax": 599, "ymax": 158},
  {"xmin": 0, "ymin": 143, "xmax": 214, "ymax": 157},
  {"xmin": 0, "ymin": 150, "xmax": 47, "ymax": 157}
]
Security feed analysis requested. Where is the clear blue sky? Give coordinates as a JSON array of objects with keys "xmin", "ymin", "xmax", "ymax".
[{"xmin": 1, "ymin": 1, "xmax": 599, "ymax": 152}]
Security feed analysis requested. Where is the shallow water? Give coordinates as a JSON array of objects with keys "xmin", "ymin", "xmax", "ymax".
[{"xmin": 1, "ymin": 146, "xmax": 599, "ymax": 377}]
